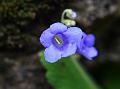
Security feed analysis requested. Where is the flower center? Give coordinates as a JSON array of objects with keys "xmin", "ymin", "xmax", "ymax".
[{"xmin": 54, "ymin": 35, "xmax": 63, "ymax": 45}]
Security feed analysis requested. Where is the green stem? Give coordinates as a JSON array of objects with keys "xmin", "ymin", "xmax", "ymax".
[
  {"xmin": 61, "ymin": 9, "xmax": 76, "ymax": 26},
  {"xmin": 61, "ymin": 9, "xmax": 69, "ymax": 22},
  {"xmin": 39, "ymin": 51, "xmax": 101, "ymax": 89},
  {"xmin": 71, "ymin": 56, "xmax": 101, "ymax": 89}
]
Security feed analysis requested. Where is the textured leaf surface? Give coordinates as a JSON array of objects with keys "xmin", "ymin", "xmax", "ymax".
[{"xmin": 39, "ymin": 51, "xmax": 101, "ymax": 89}]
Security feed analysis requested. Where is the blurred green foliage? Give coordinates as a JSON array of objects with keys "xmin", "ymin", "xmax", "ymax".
[{"xmin": 40, "ymin": 51, "xmax": 101, "ymax": 89}]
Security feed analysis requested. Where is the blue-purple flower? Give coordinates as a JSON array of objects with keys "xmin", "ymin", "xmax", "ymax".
[
  {"xmin": 77, "ymin": 32, "xmax": 98, "ymax": 60},
  {"xmin": 40, "ymin": 22, "xmax": 82, "ymax": 63}
]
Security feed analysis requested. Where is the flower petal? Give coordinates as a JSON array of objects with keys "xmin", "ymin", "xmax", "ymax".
[
  {"xmin": 84, "ymin": 34, "xmax": 95, "ymax": 47},
  {"xmin": 40, "ymin": 29, "xmax": 54, "ymax": 47},
  {"xmin": 44, "ymin": 45, "xmax": 62, "ymax": 63},
  {"xmin": 62, "ymin": 43, "xmax": 77, "ymax": 57},
  {"xmin": 49, "ymin": 22, "xmax": 67, "ymax": 34},
  {"xmin": 63, "ymin": 27, "xmax": 83, "ymax": 43},
  {"xmin": 81, "ymin": 47, "xmax": 98, "ymax": 60},
  {"xmin": 87, "ymin": 47, "xmax": 98, "ymax": 58}
]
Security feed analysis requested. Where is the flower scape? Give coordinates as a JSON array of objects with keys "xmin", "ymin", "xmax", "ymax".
[{"xmin": 40, "ymin": 22, "xmax": 98, "ymax": 63}]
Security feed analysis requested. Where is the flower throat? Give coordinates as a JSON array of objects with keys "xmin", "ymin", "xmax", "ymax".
[{"xmin": 54, "ymin": 35, "xmax": 63, "ymax": 45}]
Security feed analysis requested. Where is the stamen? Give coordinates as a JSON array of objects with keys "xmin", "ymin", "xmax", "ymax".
[{"xmin": 54, "ymin": 35, "xmax": 63, "ymax": 45}]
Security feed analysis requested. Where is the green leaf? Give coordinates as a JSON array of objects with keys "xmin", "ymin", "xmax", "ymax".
[{"xmin": 39, "ymin": 51, "xmax": 101, "ymax": 89}]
